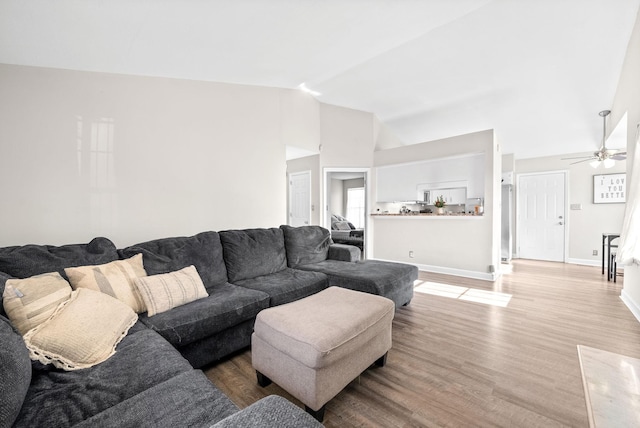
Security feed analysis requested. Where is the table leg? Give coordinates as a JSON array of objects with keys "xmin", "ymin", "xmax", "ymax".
[
  {"xmin": 607, "ymin": 236, "xmax": 612, "ymax": 281},
  {"xmin": 602, "ymin": 236, "xmax": 605, "ymax": 275}
]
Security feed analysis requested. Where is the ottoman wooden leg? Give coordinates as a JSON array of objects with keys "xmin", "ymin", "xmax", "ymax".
[
  {"xmin": 375, "ymin": 352, "xmax": 388, "ymax": 367},
  {"xmin": 305, "ymin": 405, "xmax": 325, "ymax": 422},
  {"xmin": 256, "ymin": 370, "xmax": 272, "ymax": 387}
]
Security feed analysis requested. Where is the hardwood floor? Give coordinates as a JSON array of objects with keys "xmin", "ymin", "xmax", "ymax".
[{"xmin": 204, "ymin": 260, "xmax": 640, "ymax": 427}]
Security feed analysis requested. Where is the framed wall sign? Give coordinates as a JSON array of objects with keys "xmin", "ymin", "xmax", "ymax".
[{"xmin": 593, "ymin": 173, "xmax": 626, "ymax": 204}]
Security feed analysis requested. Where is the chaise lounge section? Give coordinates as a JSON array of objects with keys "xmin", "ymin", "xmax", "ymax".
[{"xmin": 280, "ymin": 225, "xmax": 417, "ymax": 307}]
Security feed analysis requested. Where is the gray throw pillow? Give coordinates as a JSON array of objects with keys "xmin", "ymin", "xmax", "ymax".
[
  {"xmin": 280, "ymin": 225, "xmax": 331, "ymax": 268},
  {"xmin": 0, "ymin": 315, "xmax": 32, "ymax": 427}
]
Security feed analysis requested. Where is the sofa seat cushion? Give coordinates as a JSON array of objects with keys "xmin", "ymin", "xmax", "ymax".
[
  {"xmin": 280, "ymin": 225, "xmax": 331, "ymax": 268},
  {"xmin": 74, "ymin": 370, "xmax": 238, "ymax": 428},
  {"xmin": 0, "ymin": 316, "xmax": 31, "ymax": 428},
  {"xmin": 14, "ymin": 326, "xmax": 193, "ymax": 428},
  {"xmin": 296, "ymin": 260, "xmax": 417, "ymax": 307},
  {"xmin": 118, "ymin": 231, "xmax": 229, "ymax": 290},
  {"xmin": 139, "ymin": 283, "xmax": 269, "ymax": 347},
  {"xmin": 0, "ymin": 237, "xmax": 119, "ymax": 280},
  {"xmin": 219, "ymin": 228, "xmax": 287, "ymax": 282},
  {"xmin": 233, "ymin": 268, "xmax": 328, "ymax": 306}
]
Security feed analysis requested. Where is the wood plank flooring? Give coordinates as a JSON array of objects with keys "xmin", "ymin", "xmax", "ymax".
[{"xmin": 204, "ymin": 260, "xmax": 640, "ymax": 427}]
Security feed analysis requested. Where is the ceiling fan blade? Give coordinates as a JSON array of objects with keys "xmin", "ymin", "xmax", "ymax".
[
  {"xmin": 561, "ymin": 156, "xmax": 592, "ymax": 160},
  {"xmin": 611, "ymin": 152, "xmax": 627, "ymax": 160},
  {"xmin": 570, "ymin": 158, "xmax": 597, "ymax": 165}
]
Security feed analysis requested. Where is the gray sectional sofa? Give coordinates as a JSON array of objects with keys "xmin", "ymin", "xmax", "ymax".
[{"xmin": 0, "ymin": 225, "xmax": 417, "ymax": 427}]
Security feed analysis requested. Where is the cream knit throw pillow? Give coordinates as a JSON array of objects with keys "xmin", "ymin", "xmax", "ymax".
[
  {"xmin": 65, "ymin": 254, "xmax": 147, "ymax": 313},
  {"xmin": 3, "ymin": 272, "xmax": 72, "ymax": 335},
  {"xmin": 23, "ymin": 288, "xmax": 137, "ymax": 371},
  {"xmin": 134, "ymin": 265, "xmax": 208, "ymax": 316}
]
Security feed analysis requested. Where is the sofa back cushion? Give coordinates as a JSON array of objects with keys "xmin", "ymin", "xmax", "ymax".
[
  {"xmin": 0, "ymin": 271, "xmax": 11, "ymax": 317},
  {"xmin": 0, "ymin": 315, "xmax": 32, "ymax": 427},
  {"xmin": 0, "ymin": 237, "xmax": 119, "ymax": 280},
  {"xmin": 280, "ymin": 225, "xmax": 331, "ymax": 268},
  {"xmin": 118, "ymin": 231, "xmax": 228, "ymax": 292},
  {"xmin": 219, "ymin": 228, "xmax": 287, "ymax": 282}
]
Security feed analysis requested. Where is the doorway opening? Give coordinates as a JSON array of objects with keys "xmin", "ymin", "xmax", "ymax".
[{"xmin": 323, "ymin": 168, "xmax": 370, "ymax": 257}]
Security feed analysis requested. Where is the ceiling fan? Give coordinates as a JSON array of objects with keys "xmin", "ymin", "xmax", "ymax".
[{"xmin": 563, "ymin": 110, "xmax": 627, "ymax": 168}]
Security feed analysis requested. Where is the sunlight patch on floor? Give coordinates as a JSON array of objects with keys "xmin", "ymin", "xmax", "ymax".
[{"xmin": 413, "ymin": 281, "xmax": 512, "ymax": 307}]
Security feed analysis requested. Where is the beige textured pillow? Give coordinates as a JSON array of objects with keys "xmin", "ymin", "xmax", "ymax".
[
  {"xmin": 65, "ymin": 254, "xmax": 147, "ymax": 313},
  {"xmin": 23, "ymin": 288, "xmax": 137, "ymax": 371},
  {"xmin": 134, "ymin": 265, "xmax": 209, "ymax": 316},
  {"xmin": 3, "ymin": 272, "xmax": 72, "ymax": 335}
]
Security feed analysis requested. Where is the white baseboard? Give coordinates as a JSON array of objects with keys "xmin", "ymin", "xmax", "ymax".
[
  {"xmin": 566, "ymin": 258, "xmax": 624, "ymax": 272},
  {"xmin": 566, "ymin": 258, "xmax": 601, "ymax": 267},
  {"xmin": 371, "ymin": 258, "xmax": 499, "ymax": 281},
  {"xmin": 621, "ymin": 290, "xmax": 640, "ymax": 324}
]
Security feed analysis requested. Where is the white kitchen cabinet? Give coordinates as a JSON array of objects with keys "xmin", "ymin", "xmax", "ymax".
[
  {"xmin": 376, "ymin": 166, "xmax": 421, "ymax": 202},
  {"xmin": 430, "ymin": 188, "xmax": 466, "ymax": 205},
  {"xmin": 376, "ymin": 153, "xmax": 482, "ymax": 203}
]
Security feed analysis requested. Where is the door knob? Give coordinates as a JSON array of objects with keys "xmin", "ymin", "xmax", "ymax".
[{"xmin": 559, "ymin": 221, "xmax": 564, "ymax": 225}]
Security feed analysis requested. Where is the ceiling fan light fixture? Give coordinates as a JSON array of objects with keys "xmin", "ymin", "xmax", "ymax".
[{"xmin": 562, "ymin": 109, "xmax": 627, "ymax": 166}]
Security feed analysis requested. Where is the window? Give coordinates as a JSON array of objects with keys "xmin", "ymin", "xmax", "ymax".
[{"xmin": 346, "ymin": 187, "xmax": 365, "ymax": 229}]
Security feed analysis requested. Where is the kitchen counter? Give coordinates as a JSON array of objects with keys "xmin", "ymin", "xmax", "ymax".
[{"xmin": 371, "ymin": 212, "xmax": 483, "ymax": 218}]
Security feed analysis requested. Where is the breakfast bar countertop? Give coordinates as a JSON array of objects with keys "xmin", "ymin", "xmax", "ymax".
[{"xmin": 371, "ymin": 212, "xmax": 483, "ymax": 218}]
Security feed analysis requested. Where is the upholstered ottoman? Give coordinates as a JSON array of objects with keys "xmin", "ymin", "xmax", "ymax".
[{"xmin": 251, "ymin": 286, "xmax": 395, "ymax": 422}]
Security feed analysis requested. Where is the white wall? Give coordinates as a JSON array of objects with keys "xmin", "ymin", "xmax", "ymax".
[
  {"xmin": 319, "ymin": 103, "xmax": 375, "ymax": 169},
  {"xmin": 371, "ymin": 130, "xmax": 501, "ymax": 280},
  {"xmin": 330, "ymin": 178, "xmax": 344, "ymax": 217},
  {"xmin": 0, "ymin": 64, "xmax": 294, "ymax": 247},
  {"xmin": 281, "ymin": 90, "xmax": 321, "ymax": 154}
]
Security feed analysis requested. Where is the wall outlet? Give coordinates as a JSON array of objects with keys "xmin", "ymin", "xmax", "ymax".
[
  {"xmin": 409, "ymin": 251, "xmax": 414, "ymax": 258},
  {"xmin": 593, "ymin": 250, "xmax": 598, "ymax": 256}
]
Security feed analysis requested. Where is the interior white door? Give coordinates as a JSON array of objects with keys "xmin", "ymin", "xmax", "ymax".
[
  {"xmin": 518, "ymin": 172, "xmax": 566, "ymax": 262},
  {"xmin": 289, "ymin": 171, "xmax": 311, "ymax": 227}
]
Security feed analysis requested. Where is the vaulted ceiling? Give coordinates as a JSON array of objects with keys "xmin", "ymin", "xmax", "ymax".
[{"xmin": 1, "ymin": 0, "xmax": 638, "ymax": 159}]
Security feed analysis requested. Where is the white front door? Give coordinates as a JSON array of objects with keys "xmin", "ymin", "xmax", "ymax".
[
  {"xmin": 517, "ymin": 172, "xmax": 566, "ymax": 262},
  {"xmin": 289, "ymin": 171, "xmax": 311, "ymax": 227}
]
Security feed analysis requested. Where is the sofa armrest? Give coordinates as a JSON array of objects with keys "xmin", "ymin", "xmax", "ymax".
[
  {"xmin": 210, "ymin": 395, "xmax": 323, "ymax": 428},
  {"xmin": 328, "ymin": 244, "xmax": 361, "ymax": 262}
]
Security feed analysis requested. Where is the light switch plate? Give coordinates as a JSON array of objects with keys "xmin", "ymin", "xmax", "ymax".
[{"xmin": 570, "ymin": 203, "xmax": 582, "ymax": 210}]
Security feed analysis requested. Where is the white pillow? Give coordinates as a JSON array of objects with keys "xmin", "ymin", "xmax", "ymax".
[
  {"xmin": 65, "ymin": 254, "xmax": 147, "ymax": 313},
  {"xmin": 23, "ymin": 288, "xmax": 138, "ymax": 371},
  {"xmin": 2, "ymin": 272, "xmax": 72, "ymax": 335},
  {"xmin": 134, "ymin": 265, "xmax": 208, "ymax": 316},
  {"xmin": 334, "ymin": 221, "xmax": 352, "ymax": 230}
]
